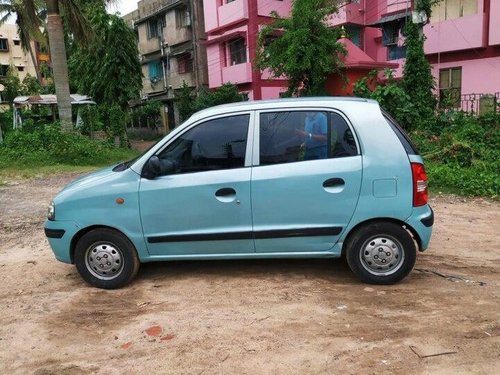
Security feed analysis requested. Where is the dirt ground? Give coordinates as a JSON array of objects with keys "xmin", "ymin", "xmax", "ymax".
[{"xmin": 0, "ymin": 172, "xmax": 498, "ymax": 375}]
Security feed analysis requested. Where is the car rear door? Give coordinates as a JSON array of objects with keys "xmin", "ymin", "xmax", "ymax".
[{"xmin": 251, "ymin": 109, "xmax": 363, "ymax": 253}]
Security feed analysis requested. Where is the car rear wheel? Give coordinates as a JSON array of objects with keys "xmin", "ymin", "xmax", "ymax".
[
  {"xmin": 345, "ymin": 222, "xmax": 416, "ymax": 284},
  {"xmin": 74, "ymin": 228, "xmax": 140, "ymax": 289}
]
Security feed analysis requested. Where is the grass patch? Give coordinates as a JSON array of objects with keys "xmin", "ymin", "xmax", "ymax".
[{"xmin": 0, "ymin": 124, "xmax": 140, "ymax": 180}]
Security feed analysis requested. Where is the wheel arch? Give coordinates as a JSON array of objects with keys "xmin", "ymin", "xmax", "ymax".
[
  {"xmin": 70, "ymin": 225, "xmax": 131, "ymax": 264},
  {"xmin": 341, "ymin": 218, "xmax": 422, "ymax": 256}
]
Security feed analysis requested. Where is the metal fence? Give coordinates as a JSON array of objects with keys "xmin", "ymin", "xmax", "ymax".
[{"xmin": 457, "ymin": 92, "xmax": 500, "ymax": 115}]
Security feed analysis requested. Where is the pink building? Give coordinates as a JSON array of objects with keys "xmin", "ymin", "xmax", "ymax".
[
  {"xmin": 204, "ymin": 0, "xmax": 500, "ymax": 107},
  {"xmin": 203, "ymin": 0, "xmax": 292, "ymax": 100}
]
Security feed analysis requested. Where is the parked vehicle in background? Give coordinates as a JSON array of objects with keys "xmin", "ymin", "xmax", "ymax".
[{"xmin": 45, "ymin": 98, "xmax": 433, "ymax": 289}]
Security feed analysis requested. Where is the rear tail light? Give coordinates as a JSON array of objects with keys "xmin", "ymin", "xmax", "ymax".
[{"xmin": 411, "ymin": 163, "xmax": 428, "ymax": 207}]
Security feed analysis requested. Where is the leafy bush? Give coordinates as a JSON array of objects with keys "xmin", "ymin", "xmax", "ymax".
[
  {"xmin": 175, "ymin": 82, "xmax": 245, "ymax": 122},
  {"xmin": 353, "ymin": 69, "xmax": 415, "ymax": 131},
  {"xmin": 78, "ymin": 104, "xmax": 129, "ymax": 146},
  {"xmin": 412, "ymin": 111, "xmax": 499, "ymax": 197},
  {"xmin": 0, "ymin": 123, "xmax": 138, "ymax": 169}
]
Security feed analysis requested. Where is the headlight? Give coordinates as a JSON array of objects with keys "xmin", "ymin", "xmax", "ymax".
[{"xmin": 48, "ymin": 201, "xmax": 55, "ymax": 221}]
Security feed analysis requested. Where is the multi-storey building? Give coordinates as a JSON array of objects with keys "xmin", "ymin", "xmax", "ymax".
[
  {"xmin": 0, "ymin": 24, "xmax": 38, "ymax": 99},
  {"xmin": 203, "ymin": 0, "xmax": 500, "ymax": 108},
  {"xmin": 203, "ymin": 0, "xmax": 292, "ymax": 100},
  {"xmin": 124, "ymin": 0, "xmax": 208, "ymax": 127},
  {"xmin": 331, "ymin": 0, "xmax": 500, "ymax": 109}
]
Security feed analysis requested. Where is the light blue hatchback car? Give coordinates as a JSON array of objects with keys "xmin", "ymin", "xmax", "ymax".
[{"xmin": 45, "ymin": 98, "xmax": 433, "ymax": 289}]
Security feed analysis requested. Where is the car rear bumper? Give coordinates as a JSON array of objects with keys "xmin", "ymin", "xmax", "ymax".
[{"xmin": 406, "ymin": 205, "xmax": 433, "ymax": 251}]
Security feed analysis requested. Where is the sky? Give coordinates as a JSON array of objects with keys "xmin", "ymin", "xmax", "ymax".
[
  {"xmin": 3, "ymin": 1, "xmax": 139, "ymax": 23},
  {"xmin": 107, "ymin": 0, "xmax": 139, "ymax": 16}
]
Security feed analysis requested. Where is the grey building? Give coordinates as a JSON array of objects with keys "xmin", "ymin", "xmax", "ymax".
[{"xmin": 124, "ymin": 0, "xmax": 208, "ymax": 128}]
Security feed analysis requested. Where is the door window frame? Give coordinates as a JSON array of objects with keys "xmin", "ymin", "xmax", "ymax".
[
  {"xmin": 252, "ymin": 107, "xmax": 360, "ymax": 167},
  {"xmin": 153, "ymin": 111, "xmax": 255, "ymax": 175}
]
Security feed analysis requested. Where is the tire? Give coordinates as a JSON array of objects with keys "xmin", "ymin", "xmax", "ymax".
[
  {"xmin": 345, "ymin": 222, "xmax": 416, "ymax": 284},
  {"xmin": 74, "ymin": 228, "xmax": 140, "ymax": 289}
]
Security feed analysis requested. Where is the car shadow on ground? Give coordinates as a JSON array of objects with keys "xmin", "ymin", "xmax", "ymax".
[{"xmin": 135, "ymin": 257, "xmax": 356, "ymax": 284}]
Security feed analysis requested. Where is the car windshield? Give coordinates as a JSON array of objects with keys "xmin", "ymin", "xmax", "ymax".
[{"xmin": 112, "ymin": 138, "xmax": 163, "ymax": 172}]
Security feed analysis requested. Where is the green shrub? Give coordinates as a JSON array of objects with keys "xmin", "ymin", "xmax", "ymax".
[
  {"xmin": 413, "ymin": 111, "xmax": 499, "ymax": 198},
  {"xmin": 0, "ymin": 123, "xmax": 138, "ymax": 169}
]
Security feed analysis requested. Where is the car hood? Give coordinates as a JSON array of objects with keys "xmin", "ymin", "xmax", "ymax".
[{"xmin": 60, "ymin": 166, "xmax": 116, "ymax": 193}]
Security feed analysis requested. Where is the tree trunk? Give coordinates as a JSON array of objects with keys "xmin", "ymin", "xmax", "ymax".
[
  {"xmin": 46, "ymin": 0, "xmax": 72, "ymax": 130},
  {"xmin": 26, "ymin": 40, "xmax": 43, "ymax": 85}
]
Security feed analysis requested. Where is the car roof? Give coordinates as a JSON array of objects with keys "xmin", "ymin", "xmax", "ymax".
[{"xmin": 188, "ymin": 97, "xmax": 379, "ymax": 122}]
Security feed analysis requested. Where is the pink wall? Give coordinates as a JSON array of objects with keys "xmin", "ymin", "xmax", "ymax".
[
  {"xmin": 328, "ymin": 0, "xmax": 367, "ymax": 26},
  {"xmin": 490, "ymin": 0, "xmax": 500, "ymax": 46},
  {"xmin": 207, "ymin": 24, "xmax": 249, "ymax": 88},
  {"xmin": 261, "ymin": 86, "xmax": 287, "ymax": 99},
  {"xmin": 432, "ymin": 57, "xmax": 500, "ymax": 94},
  {"xmin": 222, "ymin": 62, "xmax": 253, "ymax": 84},
  {"xmin": 204, "ymin": 0, "xmax": 249, "ymax": 32},
  {"xmin": 203, "ymin": 0, "xmax": 219, "ymax": 32},
  {"xmin": 257, "ymin": 0, "xmax": 291, "ymax": 18},
  {"xmin": 364, "ymin": 0, "xmax": 385, "ymax": 25},
  {"xmin": 424, "ymin": 13, "xmax": 486, "ymax": 54},
  {"xmin": 207, "ymin": 44, "xmax": 223, "ymax": 88},
  {"xmin": 386, "ymin": 0, "xmax": 407, "ymax": 14},
  {"xmin": 364, "ymin": 27, "xmax": 381, "ymax": 61},
  {"xmin": 219, "ymin": 0, "xmax": 249, "ymax": 27}
]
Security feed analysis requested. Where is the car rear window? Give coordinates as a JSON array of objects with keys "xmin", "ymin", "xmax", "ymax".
[{"xmin": 383, "ymin": 114, "xmax": 419, "ymax": 155}]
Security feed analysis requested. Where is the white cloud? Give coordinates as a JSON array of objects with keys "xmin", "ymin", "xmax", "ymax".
[{"xmin": 107, "ymin": 0, "xmax": 138, "ymax": 16}]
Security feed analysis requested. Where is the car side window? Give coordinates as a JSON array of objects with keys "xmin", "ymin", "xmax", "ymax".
[
  {"xmin": 157, "ymin": 114, "xmax": 249, "ymax": 175},
  {"xmin": 259, "ymin": 111, "xmax": 357, "ymax": 166}
]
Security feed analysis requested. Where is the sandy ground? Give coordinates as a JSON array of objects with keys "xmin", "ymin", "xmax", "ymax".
[{"xmin": 0, "ymin": 172, "xmax": 499, "ymax": 374}]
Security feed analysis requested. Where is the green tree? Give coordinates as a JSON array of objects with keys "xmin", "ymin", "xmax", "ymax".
[
  {"xmin": 401, "ymin": 1, "xmax": 440, "ymax": 126},
  {"xmin": 69, "ymin": 6, "xmax": 142, "ymax": 109},
  {"xmin": 3, "ymin": 66, "xmax": 22, "ymax": 103},
  {"xmin": 194, "ymin": 83, "xmax": 244, "ymax": 112},
  {"xmin": 256, "ymin": 0, "xmax": 346, "ymax": 96},
  {"xmin": 353, "ymin": 69, "xmax": 415, "ymax": 130},
  {"xmin": 175, "ymin": 81, "xmax": 196, "ymax": 123},
  {"xmin": 21, "ymin": 74, "xmax": 43, "ymax": 95},
  {"xmin": 45, "ymin": 0, "xmax": 94, "ymax": 130},
  {"xmin": 175, "ymin": 83, "xmax": 244, "ymax": 122},
  {"xmin": 2, "ymin": 1, "xmax": 112, "ymax": 130}
]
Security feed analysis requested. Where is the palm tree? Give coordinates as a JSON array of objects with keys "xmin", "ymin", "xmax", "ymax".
[
  {"xmin": 46, "ymin": 0, "xmax": 97, "ymax": 129},
  {"xmin": 2, "ymin": 0, "xmax": 111, "ymax": 130},
  {"xmin": 0, "ymin": 0, "xmax": 45, "ymax": 85}
]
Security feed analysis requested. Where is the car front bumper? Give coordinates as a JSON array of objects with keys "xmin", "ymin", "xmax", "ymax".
[{"xmin": 44, "ymin": 220, "xmax": 81, "ymax": 264}]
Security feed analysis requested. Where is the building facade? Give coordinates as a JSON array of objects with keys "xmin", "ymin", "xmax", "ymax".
[
  {"xmin": 0, "ymin": 24, "xmax": 38, "ymax": 99},
  {"xmin": 203, "ymin": 0, "xmax": 292, "ymax": 100},
  {"xmin": 326, "ymin": 0, "xmax": 500, "ymax": 106},
  {"xmin": 124, "ymin": 0, "xmax": 208, "ymax": 127},
  {"xmin": 202, "ymin": 0, "xmax": 500, "ymax": 107}
]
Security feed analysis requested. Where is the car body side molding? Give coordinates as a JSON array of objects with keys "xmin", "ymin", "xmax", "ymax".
[{"xmin": 147, "ymin": 226, "xmax": 342, "ymax": 243}]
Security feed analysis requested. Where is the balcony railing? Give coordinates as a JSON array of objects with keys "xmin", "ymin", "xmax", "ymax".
[
  {"xmin": 440, "ymin": 91, "xmax": 499, "ymax": 115},
  {"xmin": 458, "ymin": 93, "xmax": 500, "ymax": 115}
]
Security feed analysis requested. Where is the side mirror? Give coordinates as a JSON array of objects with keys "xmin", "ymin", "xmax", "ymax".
[
  {"xmin": 142, "ymin": 155, "xmax": 177, "ymax": 179},
  {"xmin": 148, "ymin": 155, "xmax": 162, "ymax": 175}
]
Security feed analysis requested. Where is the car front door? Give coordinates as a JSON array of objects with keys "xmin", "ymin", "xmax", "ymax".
[
  {"xmin": 252, "ymin": 109, "xmax": 362, "ymax": 253},
  {"xmin": 139, "ymin": 113, "xmax": 255, "ymax": 256}
]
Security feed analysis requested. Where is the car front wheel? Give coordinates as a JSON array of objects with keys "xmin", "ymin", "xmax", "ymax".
[
  {"xmin": 74, "ymin": 228, "xmax": 140, "ymax": 289},
  {"xmin": 345, "ymin": 222, "xmax": 416, "ymax": 284}
]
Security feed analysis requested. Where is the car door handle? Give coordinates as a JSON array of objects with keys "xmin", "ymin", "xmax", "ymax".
[
  {"xmin": 215, "ymin": 188, "xmax": 236, "ymax": 197},
  {"xmin": 323, "ymin": 178, "xmax": 345, "ymax": 188},
  {"xmin": 215, "ymin": 187, "xmax": 237, "ymax": 203}
]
